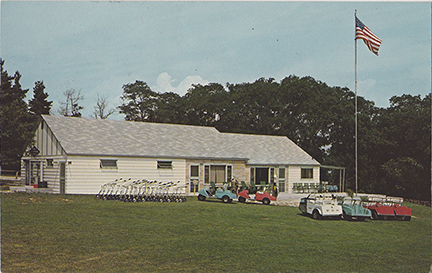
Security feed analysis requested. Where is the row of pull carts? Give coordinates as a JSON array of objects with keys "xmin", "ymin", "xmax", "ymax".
[{"xmin": 96, "ymin": 178, "xmax": 187, "ymax": 203}]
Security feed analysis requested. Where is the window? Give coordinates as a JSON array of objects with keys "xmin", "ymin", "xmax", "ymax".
[
  {"xmin": 157, "ymin": 161, "xmax": 173, "ymax": 169},
  {"xmin": 204, "ymin": 165, "xmax": 232, "ymax": 184},
  {"xmin": 227, "ymin": 166, "xmax": 232, "ymax": 182},
  {"xmin": 46, "ymin": 159, "xmax": 54, "ymax": 167},
  {"xmin": 100, "ymin": 159, "xmax": 117, "ymax": 169},
  {"xmin": 204, "ymin": 165, "xmax": 210, "ymax": 184},
  {"xmin": 190, "ymin": 165, "xmax": 199, "ymax": 178},
  {"xmin": 210, "ymin": 165, "xmax": 225, "ymax": 183},
  {"xmin": 270, "ymin": 168, "xmax": 275, "ymax": 184},
  {"xmin": 279, "ymin": 168, "xmax": 286, "ymax": 179},
  {"xmin": 301, "ymin": 168, "xmax": 313, "ymax": 179}
]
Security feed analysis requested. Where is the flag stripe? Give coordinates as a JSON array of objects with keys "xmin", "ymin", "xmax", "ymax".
[{"xmin": 355, "ymin": 16, "xmax": 382, "ymax": 55}]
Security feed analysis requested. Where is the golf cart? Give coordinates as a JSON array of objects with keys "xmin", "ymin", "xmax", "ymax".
[
  {"xmin": 299, "ymin": 193, "xmax": 343, "ymax": 220},
  {"xmin": 197, "ymin": 182, "xmax": 237, "ymax": 203},
  {"xmin": 237, "ymin": 182, "xmax": 277, "ymax": 205},
  {"xmin": 363, "ymin": 195, "xmax": 411, "ymax": 221},
  {"xmin": 386, "ymin": 196, "xmax": 412, "ymax": 221},
  {"xmin": 340, "ymin": 196, "xmax": 372, "ymax": 221}
]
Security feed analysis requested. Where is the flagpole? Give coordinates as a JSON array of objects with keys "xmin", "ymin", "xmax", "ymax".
[{"xmin": 354, "ymin": 10, "xmax": 358, "ymax": 196}]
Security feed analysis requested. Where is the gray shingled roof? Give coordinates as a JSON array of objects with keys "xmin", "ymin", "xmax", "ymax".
[{"xmin": 42, "ymin": 115, "xmax": 319, "ymax": 166}]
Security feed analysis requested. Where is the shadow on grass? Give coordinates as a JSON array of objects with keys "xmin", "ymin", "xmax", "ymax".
[
  {"xmin": 196, "ymin": 199, "xmax": 239, "ymax": 205},
  {"xmin": 198, "ymin": 199, "xmax": 279, "ymax": 206},
  {"xmin": 296, "ymin": 212, "xmax": 344, "ymax": 221}
]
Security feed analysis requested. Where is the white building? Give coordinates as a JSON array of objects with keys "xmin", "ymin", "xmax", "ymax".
[{"xmin": 21, "ymin": 115, "xmax": 320, "ymax": 194}]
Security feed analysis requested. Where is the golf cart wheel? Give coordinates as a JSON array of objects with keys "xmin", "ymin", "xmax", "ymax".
[
  {"xmin": 371, "ymin": 210, "xmax": 378, "ymax": 220},
  {"xmin": 221, "ymin": 195, "xmax": 230, "ymax": 203},
  {"xmin": 262, "ymin": 198, "xmax": 270, "ymax": 205},
  {"xmin": 343, "ymin": 211, "xmax": 352, "ymax": 221},
  {"xmin": 238, "ymin": 196, "xmax": 246, "ymax": 203},
  {"xmin": 400, "ymin": 215, "xmax": 411, "ymax": 221},
  {"xmin": 312, "ymin": 210, "xmax": 322, "ymax": 220},
  {"xmin": 198, "ymin": 194, "xmax": 206, "ymax": 201}
]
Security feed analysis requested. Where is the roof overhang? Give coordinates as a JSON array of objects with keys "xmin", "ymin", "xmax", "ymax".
[{"xmin": 66, "ymin": 153, "xmax": 250, "ymax": 162}]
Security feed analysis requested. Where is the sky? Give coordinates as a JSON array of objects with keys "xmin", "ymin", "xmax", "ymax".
[{"xmin": 2, "ymin": 1, "xmax": 430, "ymax": 120}]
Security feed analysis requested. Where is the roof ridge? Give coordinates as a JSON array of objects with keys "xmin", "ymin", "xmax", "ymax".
[{"xmin": 42, "ymin": 114, "xmax": 220, "ymax": 131}]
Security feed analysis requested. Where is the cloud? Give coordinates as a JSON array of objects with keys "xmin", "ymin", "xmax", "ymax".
[
  {"xmin": 154, "ymin": 72, "xmax": 175, "ymax": 93},
  {"xmin": 152, "ymin": 72, "xmax": 209, "ymax": 96},
  {"xmin": 176, "ymin": 75, "xmax": 210, "ymax": 96}
]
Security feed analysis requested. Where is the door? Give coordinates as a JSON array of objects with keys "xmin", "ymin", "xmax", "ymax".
[
  {"xmin": 24, "ymin": 160, "xmax": 30, "ymax": 185},
  {"xmin": 255, "ymin": 168, "xmax": 269, "ymax": 185},
  {"xmin": 278, "ymin": 167, "xmax": 286, "ymax": 192},
  {"xmin": 60, "ymin": 162, "xmax": 66, "ymax": 194},
  {"xmin": 189, "ymin": 165, "xmax": 199, "ymax": 193},
  {"xmin": 30, "ymin": 161, "xmax": 42, "ymax": 186}
]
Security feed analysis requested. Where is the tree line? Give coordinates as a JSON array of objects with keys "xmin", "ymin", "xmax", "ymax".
[{"xmin": 1, "ymin": 60, "xmax": 430, "ymax": 200}]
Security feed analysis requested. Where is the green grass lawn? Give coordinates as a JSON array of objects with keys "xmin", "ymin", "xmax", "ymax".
[{"xmin": 2, "ymin": 193, "xmax": 431, "ymax": 272}]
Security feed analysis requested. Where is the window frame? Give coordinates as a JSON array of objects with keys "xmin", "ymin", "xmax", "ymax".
[
  {"xmin": 46, "ymin": 159, "xmax": 54, "ymax": 168},
  {"xmin": 157, "ymin": 160, "xmax": 173, "ymax": 169},
  {"xmin": 190, "ymin": 165, "xmax": 200, "ymax": 179},
  {"xmin": 301, "ymin": 168, "xmax": 314, "ymax": 179},
  {"xmin": 100, "ymin": 159, "xmax": 118, "ymax": 169},
  {"xmin": 203, "ymin": 164, "xmax": 233, "ymax": 185}
]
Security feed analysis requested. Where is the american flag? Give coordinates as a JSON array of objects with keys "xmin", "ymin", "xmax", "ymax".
[{"xmin": 355, "ymin": 16, "xmax": 382, "ymax": 56}]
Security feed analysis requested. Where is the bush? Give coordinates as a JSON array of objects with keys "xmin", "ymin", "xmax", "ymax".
[{"xmin": 346, "ymin": 189, "xmax": 354, "ymax": 197}]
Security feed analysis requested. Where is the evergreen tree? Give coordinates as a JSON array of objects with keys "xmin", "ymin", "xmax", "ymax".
[
  {"xmin": 0, "ymin": 60, "xmax": 37, "ymax": 170},
  {"xmin": 29, "ymin": 81, "xmax": 52, "ymax": 116}
]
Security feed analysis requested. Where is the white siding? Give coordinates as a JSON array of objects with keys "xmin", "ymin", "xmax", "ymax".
[
  {"xmin": 65, "ymin": 156, "xmax": 187, "ymax": 194},
  {"xmin": 286, "ymin": 165, "xmax": 320, "ymax": 193},
  {"xmin": 43, "ymin": 164, "xmax": 61, "ymax": 193},
  {"xmin": 34, "ymin": 120, "xmax": 65, "ymax": 156}
]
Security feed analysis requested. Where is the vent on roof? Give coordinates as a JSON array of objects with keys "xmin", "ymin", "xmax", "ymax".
[{"xmin": 157, "ymin": 160, "xmax": 173, "ymax": 169}]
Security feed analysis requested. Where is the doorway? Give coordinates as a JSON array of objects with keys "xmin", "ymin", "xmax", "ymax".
[
  {"xmin": 60, "ymin": 162, "xmax": 66, "ymax": 194},
  {"xmin": 27, "ymin": 160, "xmax": 43, "ymax": 186},
  {"xmin": 255, "ymin": 168, "xmax": 269, "ymax": 185}
]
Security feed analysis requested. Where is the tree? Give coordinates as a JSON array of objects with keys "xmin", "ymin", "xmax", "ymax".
[
  {"xmin": 151, "ymin": 92, "xmax": 184, "ymax": 124},
  {"xmin": 374, "ymin": 94, "xmax": 431, "ymax": 200},
  {"xmin": 0, "ymin": 60, "xmax": 37, "ymax": 170},
  {"xmin": 224, "ymin": 78, "xmax": 279, "ymax": 135},
  {"xmin": 92, "ymin": 95, "xmax": 115, "ymax": 119},
  {"xmin": 29, "ymin": 81, "xmax": 52, "ymax": 116},
  {"xmin": 181, "ymin": 83, "xmax": 228, "ymax": 127},
  {"xmin": 276, "ymin": 76, "xmax": 340, "ymax": 162},
  {"xmin": 117, "ymin": 81, "xmax": 158, "ymax": 121},
  {"xmin": 58, "ymin": 89, "xmax": 83, "ymax": 117}
]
